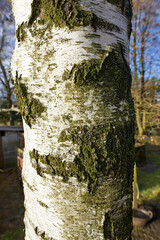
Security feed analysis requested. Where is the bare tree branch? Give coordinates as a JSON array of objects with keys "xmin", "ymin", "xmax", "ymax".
[
  {"xmin": 0, "ymin": 59, "xmax": 8, "ymax": 85},
  {"xmin": 0, "ymin": 107, "xmax": 19, "ymax": 113}
]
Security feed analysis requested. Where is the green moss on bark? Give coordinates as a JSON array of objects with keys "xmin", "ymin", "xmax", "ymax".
[
  {"xmin": 63, "ymin": 44, "xmax": 132, "ymax": 101},
  {"xmin": 28, "ymin": 0, "xmax": 120, "ymax": 31},
  {"xmin": 29, "ymin": 43, "xmax": 134, "ymax": 192},
  {"xmin": 16, "ymin": 0, "xmax": 122, "ymax": 42},
  {"xmin": 102, "ymin": 179, "xmax": 133, "ymax": 240},
  {"xmin": 16, "ymin": 22, "xmax": 27, "ymax": 42},
  {"xmin": 30, "ymin": 119, "xmax": 134, "ymax": 193},
  {"xmin": 30, "ymin": 120, "xmax": 134, "ymax": 239},
  {"xmin": 29, "ymin": 0, "xmax": 92, "ymax": 27},
  {"xmin": 14, "ymin": 72, "xmax": 46, "ymax": 127},
  {"xmin": 30, "ymin": 149, "xmax": 69, "ymax": 180},
  {"xmin": 61, "ymin": 121, "xmax": 134, "ymax": 189}
]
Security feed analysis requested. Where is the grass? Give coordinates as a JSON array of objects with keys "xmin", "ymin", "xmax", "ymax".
[
  {"xmin": 132, "ymin": 139, "xmax": 160, "ymax": 240},
  {"xmin": 137, "ymin": 142, "xmax": 160, "ymax": 205},
  {"xmin": 137, "ymin": 168, "xmax": 160, "ymax": 203},
  {"xmin": 146, "ymin": 152, "xmax": 160, "ymax": 165},
  {"xmin": 0, "ymin": 226, "xmax": 24, "ymax": 240},
  {"xmin": 0, "ymin": 168, "xmax": 24, "ymax": 240}
]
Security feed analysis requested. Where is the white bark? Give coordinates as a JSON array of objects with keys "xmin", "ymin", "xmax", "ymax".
[{"xmin": 11, "ymin": 0, "xmax": 134, "ymax": 239}]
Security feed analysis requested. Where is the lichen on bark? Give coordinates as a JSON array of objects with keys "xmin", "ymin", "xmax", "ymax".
[
  {"xmin": 14, "ymin": 72, "xmax": 46, "ymax": 127},
  {"xmin": 28, "ymin": 42, "xmax": 135, "ymax": 193},
  {"xmin": 102, "ymin": 179, "xmax": 133, "ymax": 240},
  {"xmin": 30, "ymin": 118, "xmax": 134, "ymax": 194},
  {"xmin": 15, "ymin": 0, "xmax": 120, "ymax": 42},
  {"xmin": 63, "ymin": 44, "xmax": 132, "ymax": 99},
  {"xmin": 29, "ymin": 0, "xmax": 93, "ymax": 27},
  {"xmin": 12, "ymin": 0, "xmax": 134, "ymax": 239},
  {"xmin": 29, "ymin": 0, "xmax": 120, "ymax": 31},
  {"xmin": 16, "ymin": 22, "xmax": 27, "ymax": 42}
]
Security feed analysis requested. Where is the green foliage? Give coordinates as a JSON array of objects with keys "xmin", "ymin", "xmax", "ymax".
[
  {"xmin": 0, "ymin": 112, "xmax": 22, "ymax": 125},
  {"xmin": 0, "ymin": 112, "xmax": 10, "ymax": 125}
]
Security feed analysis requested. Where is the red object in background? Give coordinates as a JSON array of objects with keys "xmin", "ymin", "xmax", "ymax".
[
  {"xmin": 20, "ymin": 133, "xmax": 25, "ymax": 148},
  {"xmin": 17, "ymin": 148, "xmax": 23, "ymax": 184},
  {"xmin": 17, "ymin": 156, "xmax": 23, "ymax": 170},
  {"xmin": 17, "ymin": 133, "xmax": 24, "ymax": 183}
]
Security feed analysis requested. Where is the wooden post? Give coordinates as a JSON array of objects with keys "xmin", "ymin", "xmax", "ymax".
[{"xmin": 133, "ymin": 162, "xmax": 138, "ymax": 209}]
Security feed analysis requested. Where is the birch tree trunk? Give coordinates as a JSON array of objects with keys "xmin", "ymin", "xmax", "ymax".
[{"xmin": 11, "ymin": 0, "xmax": 134, "ymax": 239}]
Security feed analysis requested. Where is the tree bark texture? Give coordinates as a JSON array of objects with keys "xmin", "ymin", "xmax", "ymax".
[{"xmin": 11, "ymin": 0, "xmax": 134, "ymax": 239}]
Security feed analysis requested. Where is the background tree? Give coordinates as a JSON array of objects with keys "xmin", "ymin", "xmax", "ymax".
[
  {"xmin": 11, "ymin": 0, "xmax": 134, "ymax": 239},
  {"xmin": 130, "ymin": 0, "xmax": 160, "ymax": 135},
  {"xmin": 0, "ymin": 0, "xmax": 20, "ymax": 125},
  {"xmin": 144, "ymin": 77, "xmax": 160, "ymax": 132}
]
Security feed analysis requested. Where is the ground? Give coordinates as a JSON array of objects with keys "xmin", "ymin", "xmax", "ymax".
[
  {"xmin": 0, "ymin": 137, "xmax": 160, "ymax": 240},
  {"xmin": 0, "ymin": 168, "xmax": 24, "ymax": 240}
]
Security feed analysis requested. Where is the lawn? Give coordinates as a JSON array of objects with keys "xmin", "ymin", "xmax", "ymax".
[
  {"xmin": 137, "ymin": 142, "xmax": 160, "ymax": 205},
  {"xmin": 0, "ymin": 227, "xmax": 24, "ymax": 240},
  {"xmin": 132, "ymin": 140, "xmax": 160, "ymax": 240}
]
